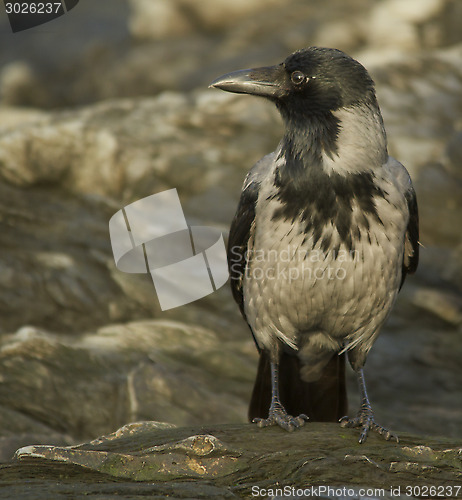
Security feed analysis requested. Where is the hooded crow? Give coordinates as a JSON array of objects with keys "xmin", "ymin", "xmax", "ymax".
[{"xmin": 210, "ymin": 47, "xmax": 419, "ymax": 443}]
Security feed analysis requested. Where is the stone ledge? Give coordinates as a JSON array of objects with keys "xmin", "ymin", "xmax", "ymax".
[{"xmin": 4, "ymin": 421, "xmax": 462, "ymax": 499}]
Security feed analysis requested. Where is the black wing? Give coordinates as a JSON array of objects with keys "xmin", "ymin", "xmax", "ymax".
[
  {"xmin": 400, "ymin": 185, "xmax": 419, "ymax": 289},
  {"xmin": 227, "ymin": 178, "xmax": 259, "ymax": 318},
  {"xmin": 227, "ymin": 154, "xmax": 273, "ymax": 319}
]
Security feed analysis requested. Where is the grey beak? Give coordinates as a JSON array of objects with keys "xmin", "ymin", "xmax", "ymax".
[{"xmin": 209, "ymin": 65, "xmax": 286, "ymax": 98}]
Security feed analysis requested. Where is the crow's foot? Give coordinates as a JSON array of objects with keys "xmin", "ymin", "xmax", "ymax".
[
  {"xmin": 339, "ymin": 409, "xmax": 398, "ymax": 444},
  {"xmin": 253, "ymin": 405, "xmax": 308, "ymax": 432}
]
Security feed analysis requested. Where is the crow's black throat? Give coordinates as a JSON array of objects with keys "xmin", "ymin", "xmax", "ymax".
[{"xmin": 270, "ymin": 125, "xmax": 387, "ymax": 253}]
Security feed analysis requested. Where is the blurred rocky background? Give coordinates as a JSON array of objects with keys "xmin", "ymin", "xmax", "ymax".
[{"xmin": 0, "ymin": 0, "xmax": 461, "ymax": 465}]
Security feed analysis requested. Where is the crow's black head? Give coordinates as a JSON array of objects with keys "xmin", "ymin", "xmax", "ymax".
[
  {"xmin": 281, "ymin": 47, "xmax": 375, "ymax": 115},
  {"xmin": 211, "ymin": 47, "xmax": 386, "ymax": 171},
  {"xmin": 210, "ymin": 47, "xmax": 376, "ymax": 120}
]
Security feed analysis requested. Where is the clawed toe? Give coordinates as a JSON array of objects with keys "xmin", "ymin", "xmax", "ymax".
[
  {"xmin": 339, "ymin": 414, "xmax": 398, "ymax": 444},
  {"xmin": 339, "ymin": 368, "xmax": 399, "ymax": 444},
  {"xmin": 253, "ymin": 412, "xmax": 308, "ymax": 432}
]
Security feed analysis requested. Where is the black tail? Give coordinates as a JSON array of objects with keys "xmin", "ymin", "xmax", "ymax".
[{"xmin": 248, "ymin": 350, "xmax": 347, "ymax": 422}]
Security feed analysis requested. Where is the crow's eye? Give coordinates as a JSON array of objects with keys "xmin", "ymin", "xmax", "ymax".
[{"xmin": 290, "ymin": 71, "xmax": 306, "ymax": 85}]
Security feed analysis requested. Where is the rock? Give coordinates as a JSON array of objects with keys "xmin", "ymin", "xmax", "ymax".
[
  {"xmin": 0, "ymin": 433, "xmax": 74, "ymax": 464},
  {"xmin": 413, "ymin": 162, "xmax": 462, "ymax": 247},
  {"xmin": 358, "ymin": 0, "xmax": 462, "ymax": 65},
  {"xmin": 128, "ymin": 0, "xmax": 290, "ymax": 39},
  {"xmin": 1, "ymin": 0, "xmax": 461, "ymax": 112},
  {"xmin": 128, "ymin": 0, "xmax": 192, "ymax": 40},
  {"xmin": 1, "ymin": 0, "xmax": 462, "ymax": 483},
  {"xmin": 370, "ymin": 45, "xmax": 462, "ymax": 176},
  {"xmin": 0, "ymin": 92, "xmax": 277, "ymax": 336},
  {"xmin": 1, "ymin": 47, "xmax": 461, "ymax": 203},
  {"xmin": 0, "ymin": 93, "xmax": 276, "ymax": 202},
  {"xmin": 5, "ymin": 421, "xmax": 462, "ymax": 498},
  {"xmin": 0, "ymin": 106, "xmax": 47, "ymax": 133},
  {"xmin": 446, "ymin": 129, "xmax": 462, "ymax": 172},
  {"xmin": 0, "ymin": 61, "xmax": 41, "ymax": 107},
  {"xmin": 0, "ymin": 321, "xmax": 255, "ymax": 453},
  {"xmin": 0, "ymin": 327, "xmax": 131, "ymax": 442},
  {"xmin": 411, "ymin": 287, "xmax": 462, "ymax": 326},
  {"xmin": 0, "ymin": 180, "xmax": 129, "ymax": 334}
]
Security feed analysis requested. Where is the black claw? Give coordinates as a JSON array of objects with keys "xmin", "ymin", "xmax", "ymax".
[
  {"xmin": 340, "ymin": 413, "xmax": 398, "ymax": 444},
  {"xmin": 252, "ymin": 409, "xmax": 308, "ymax": 432},
  {"xmin": 339, "ymin": 415, "xmax": 350, "ymax": 426},
  {"xmin": 358, "ymin": 428, "xmax": 369, "ymax": 444}
]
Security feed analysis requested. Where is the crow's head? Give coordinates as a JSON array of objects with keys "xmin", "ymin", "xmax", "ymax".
[{"xmin": 210, "ymin": 47, "xmax": 376, "ymax": 121}]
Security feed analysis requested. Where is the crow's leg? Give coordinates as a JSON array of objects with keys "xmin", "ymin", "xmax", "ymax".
[
  {"xmin": 252, "ymin": 360, "xmax": 308, "ymax": 432},
  {"xmin": 339, "ymin": 368, "xmax": 398, "ymax": 444}
]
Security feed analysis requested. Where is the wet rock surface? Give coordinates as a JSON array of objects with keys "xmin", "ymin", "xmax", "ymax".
[
  {"xmin": 5, "ymin": 422, "xmax": 462, "ymax": 499},
  {"xmin": 0, "ymin": 0, "xmax": 461, "ymax": 498}
]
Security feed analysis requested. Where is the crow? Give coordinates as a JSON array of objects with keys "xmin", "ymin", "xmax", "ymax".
[{"xmin": 210, "ymin": 47, "xmax": 418, "ymax": 443}]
